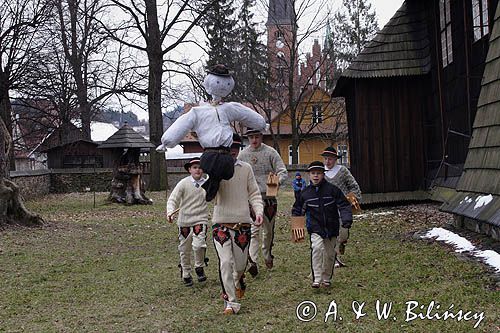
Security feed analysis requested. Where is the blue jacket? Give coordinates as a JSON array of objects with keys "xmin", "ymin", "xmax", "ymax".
[
  {"xmin": 292, "ymin": 178, "xmax": 306, "ymax": 192},
  {"xmin": 292, "ymin": 179, "xmax": 352, "ymax": 238}
]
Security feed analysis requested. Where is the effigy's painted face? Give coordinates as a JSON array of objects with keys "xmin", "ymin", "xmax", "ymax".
[{"xmin": 203, "ymin": 73, "xmax": 235, "ymax": 101}]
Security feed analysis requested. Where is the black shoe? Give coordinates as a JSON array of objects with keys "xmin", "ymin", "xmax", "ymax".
[
  {"xmin": 183, "ymin": 276, "xmax": 193, "ymax": 287},
  {"xmin": 195, "ymin": 267, "xmax": 207, "ymax": 282},
  {"xmin": 248, "ymin": 263, "xmax": 258, "ymax": 278}
]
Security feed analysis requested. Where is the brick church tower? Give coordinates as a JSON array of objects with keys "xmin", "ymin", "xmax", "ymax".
[{"xmin": 266, "ymin": 0, "xmax": 296, "ymax": 92}]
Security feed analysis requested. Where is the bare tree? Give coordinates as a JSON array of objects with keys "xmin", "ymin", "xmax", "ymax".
[
  {"xmin": 14, "ymin": 37, "xmax": 81, "ymax": 148},
  {"xmin": 100, "ymin": 0, "xmax": 216, "ymax": 190},
  {"xmin": 0, "ymin": 0, "xmax": 48, "ymax": 224},
  {"xmin": 54, "ymin": 0, "xmax": 136, "ymax": 140}
]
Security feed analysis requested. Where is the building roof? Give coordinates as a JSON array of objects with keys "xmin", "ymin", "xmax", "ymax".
[
  {"xmin": 441, "ymin": 2, "xmax": 500, "ymax": 227},
  {"xmin": 97, "ymin": 124, "xmax": 155, "ymax": 149},
  {"xmin": 340, "ymin": 1, "xmax": 431, "ymax": 79},
  {"xmin": 37, "ymin": 123, "xmax": 86, "ymax": 153}
]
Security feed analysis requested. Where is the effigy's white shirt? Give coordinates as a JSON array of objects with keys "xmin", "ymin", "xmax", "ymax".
[{"xmin": 160, "ymin": 102, "xmax": 266, "ymax": 148}]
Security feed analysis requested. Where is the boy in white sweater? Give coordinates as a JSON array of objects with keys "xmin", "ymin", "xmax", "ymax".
[{"xmin": 167, "ymin": 157, "xmax": 208, "ymax": 286}]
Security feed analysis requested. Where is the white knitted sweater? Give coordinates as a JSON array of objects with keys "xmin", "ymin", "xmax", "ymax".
[
  {"xmin": 166, "ymin": 176, "xmax": 208, "ymax": 227},
  {"xmin": 213, "ymin": 160, "xmax": 263, "ymax": 224}
]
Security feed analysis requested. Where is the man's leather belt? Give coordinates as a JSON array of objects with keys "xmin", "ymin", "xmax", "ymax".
[
  {"xmin": 204, "ymin": 146, "xmax": 230, "ymax": 154},
  {"xmin": 220, "ymin": 223, "xmax": 251, "ymax": 230}
]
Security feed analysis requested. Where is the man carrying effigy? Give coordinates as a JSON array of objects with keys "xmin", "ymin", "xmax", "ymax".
[
  {"xmin": 212, "ymin": 134, "xmax": 264, "ymax": 314},
  {"xmin": 157, "ymin": 64, "xmax": 266, "ymax": 201}
]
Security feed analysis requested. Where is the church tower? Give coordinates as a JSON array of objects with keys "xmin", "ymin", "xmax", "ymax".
[{"xmin": 266, "ymin": 0, "xmax": 295, "ymax": 89}]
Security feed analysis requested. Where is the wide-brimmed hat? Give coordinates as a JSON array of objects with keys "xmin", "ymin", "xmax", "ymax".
[
  {"xmin": 184, "ymin": 157, "xmax": 201, "ymax": 171},
  {"xmin": 307, "ymin": 161, "xmax": 325, "ymax": 172},
  {"xmin": 320, "ymin": 146, "xmax": 341, "ymax": 158},
  {"xmin": 207, "ymin": 64, "xmax": 231, "ymax": 77},
  {"xmin": 231, "ymin": 133, "xmax": 244, "ymax": 148},
  {"xmin": 244, "ymin": 128, "xmax": 263, "ymax": 136}
]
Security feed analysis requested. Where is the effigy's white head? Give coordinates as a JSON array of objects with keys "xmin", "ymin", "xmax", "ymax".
[{"xmin": 203, "ymin": 64, "xmax": 234, "ymax": 102}]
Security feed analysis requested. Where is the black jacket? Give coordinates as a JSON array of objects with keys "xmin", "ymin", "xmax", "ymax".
[{"xmin": 292, "ymin": 179, "xmax": 353, "ymax": 239}]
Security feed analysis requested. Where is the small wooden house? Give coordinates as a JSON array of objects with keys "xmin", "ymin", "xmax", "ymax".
[{"xmin": 37, "ymin": 124, "xmax": 104, "ymax": 169}]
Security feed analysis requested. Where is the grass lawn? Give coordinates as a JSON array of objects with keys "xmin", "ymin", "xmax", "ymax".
[{"xmin": 0, "ymin": 190, "xmax": 499, "ymax": 332}]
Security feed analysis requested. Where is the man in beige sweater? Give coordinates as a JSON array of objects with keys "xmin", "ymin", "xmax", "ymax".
[
  {"xmin": 212, "ymin": 133, "xmax": 263, "ymax": 315},
  {"xmin": 238, "ymin": 128, "xmax": 287, "ymax": 277},
  {"xmin": 166, "ymin": 157, "xmax": 208, "ymax": 287}
]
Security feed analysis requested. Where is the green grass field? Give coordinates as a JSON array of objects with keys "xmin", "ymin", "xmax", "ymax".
[{"xmin": 0, "ymin": 191, "xmax": 498, "ymax": 332}]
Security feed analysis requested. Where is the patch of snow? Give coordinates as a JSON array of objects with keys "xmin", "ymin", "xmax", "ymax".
[
  {"xmin": 475, "ymin": 250, "xmax": 500, "ymax": 273},
  {"xmin": 459, "ymin": 196, "xmax": 474, "ymax": 205},
  {"xmin": 422, "ymin": 227, "xmax": 500, "ymax": 273},
  {"xmin": 474, "ymin": 194, "xmax": 493, "ymax": 210},
  {"xmin": 423, "ymin": 227, "xmax": 475, "ymax": 252},
  {"xmin": 91, "ymin": 122, "xmax": 118, "ymax": 142}
]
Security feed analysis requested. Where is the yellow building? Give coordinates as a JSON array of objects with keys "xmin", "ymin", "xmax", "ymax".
[{"xmin": 262, "ymin": 88, "xmax": 350, "ymax": 166}]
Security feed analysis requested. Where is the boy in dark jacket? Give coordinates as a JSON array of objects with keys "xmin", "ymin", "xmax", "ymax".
[{"xmin": 292, "ymin": 161, "xmax": 352, "ymax": 288}]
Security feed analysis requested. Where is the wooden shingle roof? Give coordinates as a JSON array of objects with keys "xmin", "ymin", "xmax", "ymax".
[
  {"xmin": 441, "ymin": 2, "xmax": 500, "ymax": 226},
  {"xmin": 341, "ymin": 1, "xmax": 431, "ymax": 78},
  {"xmin": 97, "ymin": 124, "xmax": 155, "ymax": 149}
]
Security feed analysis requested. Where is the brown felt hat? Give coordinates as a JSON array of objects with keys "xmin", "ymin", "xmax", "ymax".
[{"xmin": 320, "ymin": 146, "xmax": 341, "ymax": 158}]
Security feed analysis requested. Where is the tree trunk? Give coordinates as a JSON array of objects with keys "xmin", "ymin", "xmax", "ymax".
[
  {"xmin": 145, "ymin": 0, "xmax": 166, "ymax": 191},
  {"xmin": 0, "ymin": 80, "xmax": 15, "ymax": 171},
  {"xmin": 0, "ymin": 114, "xmax": 43, "ymax": 226},
  {"xmin": 147, "ymin": 58, "xmax": 166, "ymax": 191}
]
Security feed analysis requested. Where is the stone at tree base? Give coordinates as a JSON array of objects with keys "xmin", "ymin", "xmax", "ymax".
[
  {"xmin": 0, "ymin": 178, "xmax": 44, "ymax": 226},
  {"xmin": 108, "ymin": 164, "xmax": 152, "ymax": 205}
]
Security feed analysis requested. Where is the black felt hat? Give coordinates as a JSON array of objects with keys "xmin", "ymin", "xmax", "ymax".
[
  {"xmin": 207, "ymin": 64, "xmax": 231, "ymax": 77},
  {"xmin": 307, "ymin": 161, "xmax": 325, "ymax": 172},
  {"xmin": 184, "ymin": 157, "xmax": 201, "ymax": 171},
  {"xmin": 320, "ymin": 146, "xmax": 341, "ymax": 158},
  {"xmin": 231, "ymin": 133, "xmax": 243, "ymax": 148}
]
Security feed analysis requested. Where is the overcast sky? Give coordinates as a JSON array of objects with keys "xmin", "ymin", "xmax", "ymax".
[
  {"xmin": 373, "ymin": 0, "xmax": 405, "ymax": 27},
  {"xmin": 130, "ymin": 0, "xmax": 405, "ymax": 120}
]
